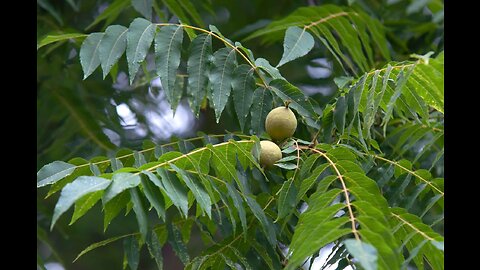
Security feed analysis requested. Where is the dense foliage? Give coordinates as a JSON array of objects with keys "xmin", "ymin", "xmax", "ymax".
[{"xmin": 37, "ymin": 0, "xmax": 444, "ymax": 269}]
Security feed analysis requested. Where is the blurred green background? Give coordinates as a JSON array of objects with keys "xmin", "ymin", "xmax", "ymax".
[{"xmin": 37, "ymin": 0, "xmax": 443, "ymax": 269}]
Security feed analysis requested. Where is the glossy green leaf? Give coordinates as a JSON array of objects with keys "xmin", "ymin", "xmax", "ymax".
[
  {"xmin": 102, "ymin": 173, "xmax": 141, "ymax": 204},
  {"xmin": 277, "ymin": 26, "xmax": 314, "ymax": 67},
  {"xmin": 51, "ymin": 176, "xmax": 110, "ymax": 230},
  {"xmin": 37, "ymin": 161, "xmax": 76, "ymax": 188}
]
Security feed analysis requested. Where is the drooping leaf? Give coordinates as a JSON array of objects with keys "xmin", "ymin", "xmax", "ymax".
[
  {"xmin": 250, "ymin": 87, "xmax": 273, "ymax": 135},
  {"xmin": 126, "ymin": 18, "xmax": 156, "ymax": 84},
  {"xmin": 124, "ymin": 235, "xmax": 140, "ymax": 270},
  {"xmin": 103, "ymin": 191, "xmax": 130, "ymax": 231},
  {"xmin": 232, "ymin": 65, "xmax": 255, "ymax": 131},
  {"xmin": 170, "ymin": 164, "xmax": 212, "ymax": 218},
  {"xmin": 244, "ymin": 196, "xmax": 276, "ymax": 246},
  {"xmin": 140, "ymin": 176, "xmax": 166, "ymax": 221},
  {"xmin": 129, "ymin": 187, "xmax": 148, "ymax": 241},
  {"xmin": 147, "ymin": 230, "xmax": 164, "ymax": 269},
  {"xmin": 156, "ymin": 168, "xmax": 189, "ymax": 218},
  {"xmin": 187, "ymin": 33, "xmax": 212, "ymax": 116},
  {"xmin": 80, "ymin": 33, "xmax": 104, "ymax": 79},
  {"xmin": 277, "ymin": 26, "xmax": 314, "ymax": 67},
  {"xmin": 333, "ymin": 95, "xmax": 347, "ymax": 134},
  {"xmin": 51, "ymin": 176, "xmax": 111, "ymax": 230},
  {"xmin": 225, "ymin": 183, "xmax": 247, "ymax": 237},
  {"xmin": 276, "ymin": 179, "xmax": 297, "ymax": 221},
  {"xmin": 167, "ymin": 223, "xmax": 191, "ymax": 264},
  {"xmin": 210, "ymin": 47, "xmax": 237, "ymax": 122},
  {"xmin": 99, "ymin": 25, "xmax": 128, "ymax": 78},
  {"xmin": 37, "ymin": 161, "xmax": 76, "ymax": 188},
  {"xmin": 155, "ymin": 25, "xmax": 184, "ymax": 110}
]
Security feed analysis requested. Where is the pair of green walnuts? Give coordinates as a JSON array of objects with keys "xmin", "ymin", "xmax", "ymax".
[{"xmin": 259, "ymin": 105, "xmax": 297, "ymax": 168}]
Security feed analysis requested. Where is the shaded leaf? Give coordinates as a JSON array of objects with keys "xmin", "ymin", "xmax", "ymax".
[
  {"xmin": 276, "ymin": 179, "xmax": 298, "ymax": 220},
  {"xmin": 70, "ymin": 190, "xmax": 103, "ymax": 225},
  {"xmin": 156, "ymin": 168, "xmax": 189, "ymax": 217},
  {"xmin": 124, "ymin": 235, "xmax": 140, "ymax": 270},
  {"xmin": 132, "ymin": 0, "xmax": 152, "ymax": 20},
  {"xmin": 129, "ymin": 188, "xmax": 148, "ymax": 241},
  {"xmin": 250, "ymin": 87, "xmax": 273, "ymax": 135},
  {"xmin": 170, "ymin": 164, "xmax": 212, "ymax": 218}
]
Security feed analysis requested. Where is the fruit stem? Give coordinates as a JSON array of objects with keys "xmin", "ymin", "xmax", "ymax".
[{"xmin": 284, "ymin": 100, "xmax": 291, "ymax": 109}]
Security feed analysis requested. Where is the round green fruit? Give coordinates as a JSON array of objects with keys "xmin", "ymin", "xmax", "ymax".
[
  {"xmin": 265, "ymin": 106, "xmax": 297, "ymax": 141},
  {"xmin": 259, "ymin": 140, "xmax": 282, "ymax": 168}
]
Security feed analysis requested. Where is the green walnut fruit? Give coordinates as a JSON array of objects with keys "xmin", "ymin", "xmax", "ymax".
[
  {"xmin": 259, "ymin": 140, "xmax": 282, "ymax": 168},
  {"xmin": 265, "ymin": 106, "xmax": 297, "ymax": 141}
]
